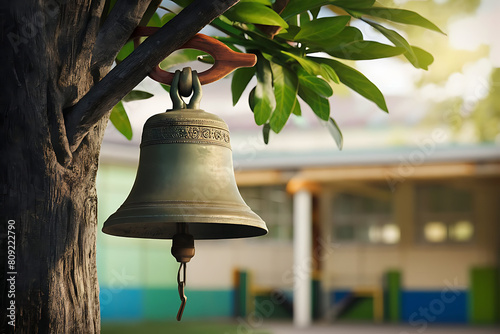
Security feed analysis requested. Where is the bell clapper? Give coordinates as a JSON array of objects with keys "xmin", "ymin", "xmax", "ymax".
[
  {"xmin": 171, "ymin": 224, "xmax": 195, "ymax": 321},
  {"xmin": 176, "ymin": 262, "xmax": 187, "ymax": 321}
]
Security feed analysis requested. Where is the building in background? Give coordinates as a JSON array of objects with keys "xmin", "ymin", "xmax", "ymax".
[
  {"xmin": 96, "ymin": 88, "xmax": 500, "ymax": 325},
  {"xmin": 96, "ymin": 0, "xmax": 500, "ymax": 323}
]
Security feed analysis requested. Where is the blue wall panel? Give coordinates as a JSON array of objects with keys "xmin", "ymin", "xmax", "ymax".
[
  {"xmin": 100, "ymin": 288, "xmax": 143, "ymax": 320},
  {"xmin": 331, "ymin": 289, "xmax": 468, "ymax": 324},
  {"xmin": 401, "ymin": 290, "xmax": 468, "ymax": 324},
  {"xmin": 100, "ymin": 287, "xmax": 233, "ymax": 321}
]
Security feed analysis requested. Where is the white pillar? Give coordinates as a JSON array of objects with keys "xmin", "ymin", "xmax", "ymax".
[{"xmin": 293, "ymin": 189, "xmax": 312, "ymax": 328}]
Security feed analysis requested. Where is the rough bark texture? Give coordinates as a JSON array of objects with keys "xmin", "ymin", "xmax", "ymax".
[
  {"xmin": 0, "ymin": 0, "xmax": 240, "ymax": 332},
  {"xmin": 0, "ymin": 0, "xmax": 151, "ymax": 332}
]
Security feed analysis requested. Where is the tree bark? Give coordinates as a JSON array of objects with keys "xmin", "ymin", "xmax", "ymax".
[
  {"xmin": 0, "ymin": 0, "xmax": 240, "ymax": 332},
  {"xmin": 0, "ymin": 0, "xmax": 150, "ymax": 332}
]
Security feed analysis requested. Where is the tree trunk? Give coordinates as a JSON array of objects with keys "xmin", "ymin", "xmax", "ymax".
[
  {"xmin": 0, "ymin": 0, "xmax": 239, "ymax": 332},
  {"xmin": 1, "ymin": 1, "xmax": 107, "ymax": 332}
]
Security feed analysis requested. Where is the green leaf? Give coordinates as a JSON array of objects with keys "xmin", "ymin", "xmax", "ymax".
[
  {"xmin": 171, "ymin": 0, "xmax": 193, "ymax": 7},
  {"xmin": 294, "ymin": 16, "xmax": 351, "ymax": 42},
  {"xmin": 197, "ymin": 54, "xmax": 215, "ymax": 64},
  {"xmin": 248, "ymin": 87, "xmax": 256, "ymax": 111},
  {"xmin": 313, "ymin": 57, "xmax": 388, "ymax": 112},
  {"xmin": 243, "ymin": 30, "xmax": 291, "ymax": 54},
  {"xmin": 326, "ymin": 41, "xmax": 405, "ymax": 60},
  {"xmin": 326, "ymin": 117, "xmax": 343, "ymax": 150},
  {"xmin": 364, "ymin": 20, "xmax": 412, "ymax": 51},
  {"xmin": 211, "ymin": 17, "xmax": 245, "ymax": 38},
  {"xmin": 254, "ymin": 98, "xmax": 273, "ymax": 125},
  {"xmin": 138, "ymin": 0, "xmax": 163, "ymax": 27},
  {"xmin": 232, "ymin": 67, "xmax": 255, "ymax": 106},
  {"xmin": 305, "ymin": 26, "xmax": 363, "ymax": 51},
  {"xmin": 281, "ymin": 0, "xmax": 332, "ymax": 20},
  {"xmin": 123, "ymin": 90, "xmax": 154, "ymax": 102},
  {"xmin": 104, "ymin": 0, "xmax": 118, "ymax": 16},
  {"xmin": 253, "ymin": 54, "xmax": 275, "ymax": 125},
  {"xmin": 240, "ymin": 0, "xmax": 273, "ymax": 5},
  {"xmin": 159, "ymin": 49, "xmax": 208, "ymax": 70},
  {"xmin": 161, "ymin": 13, "xmax": 176, "ymax": 26},
  {"xmin": 332, "ymin": 0, "xmax": 375, "ymax": 8},
  {"xmin": 298, "ymin": 85, "xmax": 330, "ymax": 121},
  {"xmin": 363, "ymin": 20, "xmax": 421, "ymax": 68},
  {"xmin": 282, "ymin": 0, "xmax": 375, "ymax": 19},
  {"xmin": 276, "ymin": 25, "xmax": 301, "ymax": 40},
  {"xmin": 352, "ymin": 7, "xmax": 444, "ymax": 34},
  {"xmin": 364, "ymin": 20, "xmax": 432, "ymax": 69},
  {"xmin": 161, "ymin": 84, "xmax": 170, "ymax": 93},
  {"xmin": 270, "ymin": 64, "xmax": 298, "ymax": 133},
  {"xmin": 411, "ymin": 46, "xmax": 434, "ymax": 70},
  {"xmin": 116, "ymin": 41, "xmax": 134, "ymax": 62},
  {"xmin": 263, "ymin": 123, "xmax": 271, "ymax": 144},
  {"xmin": 225, "ymin": 2, "xmax": 289, "ymax": 28},
  {"xmin": 319, "ymin": 63, "xmax": 339, "ymax": 84},
  {"xmin": 110, "ymin": 101, "xmax": 132, "ymax": 140},
  {"xmin": 147, "ymin": 12, "xmax": 162, "ymax": 27},
  {"xmin": 299, "ymin": 12, "xmax": 310, "ymax": 27},
  {"xmin": 282, "ymin": 51, "xmax": 321, "ymax": 75},
  {"xmin": 298, "ymin": 75, "xmax": 333, "ymax": 98},
  {"xmin": 310, "ymin": 7, "xmax": 321, "ymax": 19},
  {"xmin": 292, "ymin": 99, "xmax": 302, "ymax": 116}
]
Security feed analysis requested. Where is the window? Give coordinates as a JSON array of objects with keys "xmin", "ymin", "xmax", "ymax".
[
  {"xmin": 331, "ymin": 191, "xmax": 398, "ymax": 244},
  {"xmin": 416, "ymin": 184, "xmax": 474, "ymax": 243},
  {"xmin": 239, "ymin": 185, "xmax": 293, "ymax": 241}
]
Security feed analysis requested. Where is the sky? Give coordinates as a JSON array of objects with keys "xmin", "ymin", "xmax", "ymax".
[{"xmin": 357, "ymin": 0, "xmax": 500, "ymax": 97}]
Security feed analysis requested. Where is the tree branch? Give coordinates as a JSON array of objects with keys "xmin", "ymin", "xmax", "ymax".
[
  {"xmin": 65, "ymin": 0, "xmax": 241, "ymax": 152},
  {"xmin": 91, "ymin": 0, "xmax": 157, "ymax": 84}
]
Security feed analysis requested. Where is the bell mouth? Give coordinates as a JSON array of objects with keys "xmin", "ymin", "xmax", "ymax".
[
  {"xmin": 103, "ymin": 221, "xmax": 267, "ymax": 240},
  {"xmin": 102, "ymin": 200, "xmax": 268, "ymax": 239}
]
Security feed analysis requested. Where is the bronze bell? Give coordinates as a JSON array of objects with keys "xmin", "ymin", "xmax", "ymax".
[
  {"xmin": 102, "ymin": 71, "xmax": 267, "ymax": 239},
  {"xmin": 102, "ymin": 69, "xmax": 267, "ymax": 321}
]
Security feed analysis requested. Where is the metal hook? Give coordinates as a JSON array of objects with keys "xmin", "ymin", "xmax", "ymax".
[
  {"xmin": 187, "ymin": 71, "xmax": 202, "ymax": 110},
  {"xmin": 169, "ymin": 68, "xmax": 202, "ymax": 111},
  {"xmin": 176, "ymin": 262, "xmax": 187, "ymax": 321}
]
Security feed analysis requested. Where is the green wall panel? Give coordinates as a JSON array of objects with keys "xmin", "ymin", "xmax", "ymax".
[
  {"xmin": 470, "ymin": 267, "xmax": 499, "ymax": 324},
  {"xmin": 385, "ymin": 270, "xmax": 401, "ymax": 322},
  {"xmin": 143, "ymin": 289, "xmax": 179, "ymax": 319},
  {"xmin": 185, "ymin": 290, "xmax": 233, "ymax": 318},
  {"xmin": 338, "ymin": 297, "xmax": 374, "ymax": 321},
  {"xmin": 143, "ymin": 289, "xmax": 233, "ymax": 319}
]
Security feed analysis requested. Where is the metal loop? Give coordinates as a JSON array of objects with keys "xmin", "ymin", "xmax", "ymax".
[
  {"xmin": 169, "ymin": 68, "xmax": 202, "ymax": 110},
  {"xmin": 187, "ymin": 71, "xmax": 202, "ymax": 109},
  {"xmin": 170, "ymin": 70, "xmax": 186, "ymax": 110}
]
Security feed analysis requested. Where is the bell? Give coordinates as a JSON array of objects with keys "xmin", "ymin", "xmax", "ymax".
[
  {"xmin": 102, "ymin": 68, "xmax": 266, "ymax": 321},
  {"xmin": 102, "ymin": 75, "xmax": 267, "ymax": 240}
]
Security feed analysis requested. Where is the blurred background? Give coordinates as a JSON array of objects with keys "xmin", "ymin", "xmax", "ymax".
[{"xmin": 97, "ymin": 0, "xmax": 499, "ymax": 332}]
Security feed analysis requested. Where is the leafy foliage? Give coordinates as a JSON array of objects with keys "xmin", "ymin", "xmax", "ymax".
[
  {"xmin": 110, "ymin": 0, "xmax": 442, "ymax": 148},
  {"xmin": 110, "ymin": 90, "xmax": 153, "ymax": 139}
]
